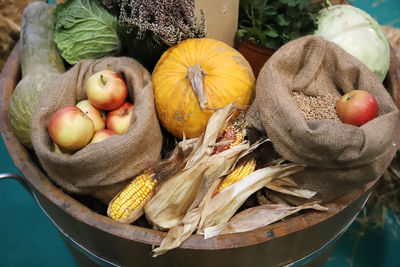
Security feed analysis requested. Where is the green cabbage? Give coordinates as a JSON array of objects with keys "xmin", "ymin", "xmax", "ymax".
[
  {"xmin": 54, "ymin": 0, "xmax": 121, "ymax": 65},
  {"xmin": 314, "ymin": 5, "xmax": 390, "ymax": 82}
]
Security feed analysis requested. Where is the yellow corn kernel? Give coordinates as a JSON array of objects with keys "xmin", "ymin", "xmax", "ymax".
[
  {"xmin": 109, "ymin": 171, "xmax": 157, "ymax": 220},
  {"xmin": 217, "ymin": 158, "xmax": 256, "ymax": 192},
  {"xmin": 229, "ymin": 130, "xmax": 244, "ymax": 148}
]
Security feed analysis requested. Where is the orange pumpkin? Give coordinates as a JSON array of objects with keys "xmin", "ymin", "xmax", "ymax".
[{"xmin": 152, "ymin": 38, "xmax": 255, "ymax": 139}]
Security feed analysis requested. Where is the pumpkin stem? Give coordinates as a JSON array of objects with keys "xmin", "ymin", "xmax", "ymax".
[{"xmin": 187, "ymin": 64, "xmax": 208, "ymax": 110}]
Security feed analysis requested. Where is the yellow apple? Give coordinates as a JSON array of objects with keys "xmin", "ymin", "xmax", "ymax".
[
  {"xmin": 106, "ymin": 102, "xmax": 134, "ymax": 135},
  {"xmin": 86, "ymin": 70, "xmax": 128, "ymax": 110},
  {"xmin": 51, "ymin": 142, "xmax": 73, "ymax": 155},
  {"xmin": 76, "ymin": 100, "xmax": 106, "ymax": 131},
  {"xmin": 48, "ymin": 106, "xmax": 94, "ymax": 151},
  {"xmin": 89, "ymin": 129, "xmax": 117, "ymax": 144}
]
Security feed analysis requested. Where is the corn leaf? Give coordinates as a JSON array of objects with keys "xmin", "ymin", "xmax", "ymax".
[
  {"xmin": 144, "ymin": 104, "xmax": 237, "ymax": 230},
  {"xmin": 151, "ymin": 179, "xmax": 220, "ymax": 257},
  {"xmin": 204, "ymin": 202, "xmax": 328, "ymax": 238},
  {"xmin": 144, "ymin": 159, "xmax": 208, "ymax": 230},
  {"xmin": 185, "ymin": 103, "xmax": 236, "ymax": 168},
  {"xmin": 150, "ymin": 105, "xmax": 266, "ymax": 256},
  {"xmin": 190, "ymin": 142, "xmax": 250, "ymax": 210},
  {"xmin": 265, "ymin": 183, "xmax": 317, "ymax": 199},
  {"xmin": 256, "ymin": 190, "xmax": 273, "ymax": 205},
  {"xmin": 197, "ymin": 164, "xmax": 305, "ymax": 234},
  {"xmin": 269, "ymin": 176, "xmax": 298, "ymax": 187},
  {"xmin": 191, "ymin": 138, "xmax": 267, "ymax": 210},
  {"xmin": 151, "ymin": 139, "xmax": 267, "ymax": 256}
]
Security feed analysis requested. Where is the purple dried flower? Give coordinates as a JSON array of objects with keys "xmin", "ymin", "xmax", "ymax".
[{"xmin": 118, "ymin": 0, "xmax": 206, "ymax": 46}]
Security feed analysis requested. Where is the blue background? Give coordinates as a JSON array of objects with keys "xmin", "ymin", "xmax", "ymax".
[{"xmin": 1, "ymin": 1, "xmax": 400, "ymax": 266}]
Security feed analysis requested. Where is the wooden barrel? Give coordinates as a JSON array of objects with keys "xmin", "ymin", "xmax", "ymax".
[{"xmin": 1, "ymin": 43, "xmax": 399, "ymax": 267}]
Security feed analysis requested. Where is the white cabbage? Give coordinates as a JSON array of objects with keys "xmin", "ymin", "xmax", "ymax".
[{"xmin": 314, "ymin": 5, "xmax": 390, "ymax": 82}]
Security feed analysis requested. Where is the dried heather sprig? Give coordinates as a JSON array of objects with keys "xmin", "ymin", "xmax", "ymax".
[{"xmin": 118, "ymin": 0, "xmax": 206, "ymax": 46}]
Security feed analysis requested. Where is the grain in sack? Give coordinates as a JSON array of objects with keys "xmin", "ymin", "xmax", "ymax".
[{"xmin": 246, "ymin": 36, "xmax": 399, "ymax": 203}]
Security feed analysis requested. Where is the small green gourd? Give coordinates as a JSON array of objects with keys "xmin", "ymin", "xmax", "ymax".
[{"xmin": 8, "ymin": 2, "xmax": 65, "ymax": 149}]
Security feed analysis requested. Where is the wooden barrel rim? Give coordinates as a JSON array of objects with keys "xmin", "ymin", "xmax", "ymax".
[{"xmin": 1, "ymin": 42, "xmax": 400, "ymax": 250}]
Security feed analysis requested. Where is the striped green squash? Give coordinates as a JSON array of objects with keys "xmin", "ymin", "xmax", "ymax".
[{"xmin": 8, "ymin": 2, "xmax": 65, "ymax": 149}]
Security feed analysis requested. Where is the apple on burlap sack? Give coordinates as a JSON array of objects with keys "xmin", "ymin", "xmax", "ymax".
[
  {"xmin": 30, "ymin": 57, "xmax": 163, "ymax": 203},
  {"xmin": 335, "ymin": 89, "xmax": 379, "ymax": 126},
  {"xmin": 246, "ymin": 36, "xmax": 400, "ymax": 204}
]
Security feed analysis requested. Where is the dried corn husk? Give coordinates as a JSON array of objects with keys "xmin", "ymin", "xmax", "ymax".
[
  {"xmin": 149, "ymin": 150, "xmax": 245, "ymax": 256},
  {"xmin": 151, "ymin": 179, "xmax": 221, "ymax": 257},
  {"xmin": 265, "ymin": 181, "xmax": 317, "ymax": 199},
  {"xmin": 256, "ymin": 190, "xmax": 273, "ymax": 205},
  {"xmin": 106, "ymin": 142, "xmax": 190, "ymax": 224},
  {"xmin": 190, "ymin": 139, "xmax": 266, "ymax": 210},
  {"xmin": 255, "ymin": 176, "xmax": 317, "ymax": 206},
  {"xmin": 253, "ymin": 176, "xmax": 317, "ymax": 207},
  {"xmin": 189, "ymin": 143, "xmax": 249, "ymax": 209},
  {"xmin": 144, "ymin": 104, "xmax": 239, "ymax": 230},
  {"xmin": 149, "ymin": 106, "xmax": 268, "ymax": 256},
  {"xmin": 197, "ymin": 163, "xmax": 305, "ymax": 234},
  {"xmin": 269, "ymin": 176, "xmax": 298, "ymax": 187},
  {"xmin": 185, "ymin": 104, "xmax": 237, "ymax": 168},
  {"xmin": 265, "ymin": 191, "xmax": 291, "ymax": 205},
  {"xmin": 203, "ymin": 202, "xmax": 328, "ymax": 238},
  {"xmin": 191, "ymin": 113, "xmax": 266, "ymax": 207},
  {"xmin": 151, "ymin": 141, "xmax": 265, "ymax": 257},
  {"xmin": 144, "ymin": 159, "xmax": 209, "ymax": 230}
]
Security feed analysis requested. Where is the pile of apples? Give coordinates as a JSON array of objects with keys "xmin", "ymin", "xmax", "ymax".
[{"xmin": 48, "ymin": 70, "xmax": 134, "ymax": 153}]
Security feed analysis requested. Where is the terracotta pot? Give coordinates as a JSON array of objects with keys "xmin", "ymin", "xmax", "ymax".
[{"xmin": 236, "ymin": 38, "xmax": 276, "ymax": 78}]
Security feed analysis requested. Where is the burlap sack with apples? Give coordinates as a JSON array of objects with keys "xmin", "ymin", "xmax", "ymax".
[
  {"xmin": 31, "ymin": 57, "xmax": 163, "ymax": 203},
  {"xmin": 246, "ymin": 36, "xmax": 400, "ymax": 203}
]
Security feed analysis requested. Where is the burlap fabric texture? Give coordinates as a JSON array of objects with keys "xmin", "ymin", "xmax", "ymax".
[
  {"xmin": 246, "ymin": 36, "xmax": 400, "ymax": 203},
  {"xmin": 31, "ymin": 57, "xmax": 163, "ymax": 203}
]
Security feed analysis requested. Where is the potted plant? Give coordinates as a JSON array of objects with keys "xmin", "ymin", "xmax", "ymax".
[{"xmin": 236, "ymin": 0, "xmax": 322, "ymax": 77}]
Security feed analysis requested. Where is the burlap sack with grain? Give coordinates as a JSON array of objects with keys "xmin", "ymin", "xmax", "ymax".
[
  {"xmin": 246, "ymin": 36, "xmax": 400, "ymax": 203},
  {"xmin": 31, "ymin": 57, "xmax": 163, "ymax": 203}
]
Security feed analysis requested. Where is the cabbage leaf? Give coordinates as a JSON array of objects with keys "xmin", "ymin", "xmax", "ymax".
[{"xmin": 54, "ymin": 0, "xmax": 121, "ymax": 65}]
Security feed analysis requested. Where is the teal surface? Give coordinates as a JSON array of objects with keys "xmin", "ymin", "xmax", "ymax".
[
  {"xmin": 0, "ymin": 138, "xmax": 77, "ymax": 267},
  {"xmin": 349, "ymin": 0, "xmax": 400, "ymax": 28},
  {"xmin": 327, "ymin": 210, "xmax": 400, "ymax": 266},
  {"xmin": 1, "ymin": 1, "xmax": 400, "ymax": 266}
]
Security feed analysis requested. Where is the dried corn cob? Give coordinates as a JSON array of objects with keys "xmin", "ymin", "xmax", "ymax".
[
  {"xmin": 145, "ymin": 104, "xmax": 240, "ymax": 230},
  {"xmin": 108, "ymin": 170, "xmax": 157, "ymax": 223},
  {"xmin": 198, "ymin": 164, "xmax": 305, "ymax": 236},
  {"xmin": 212, "ymin": 123, "xmax": 246, "ymax": 155},
  {"xmin": 217, "ymin": 158, "xmax": 256, "ymax": 192}
]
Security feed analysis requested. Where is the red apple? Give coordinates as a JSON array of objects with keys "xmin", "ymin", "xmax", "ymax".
[
  {"xmin": 89, "ymin": 129, "xmax": 117, "ymax": 144},
  {"xmin": 48, "ymin": 106, "xmax": 94, "ymax": 151},
  {"xmin": 86, "ymin": 70, "xmax": 128, "ymax": 110},
  {"xmin": 76, "ymin": 100, "xmax": 106, "ymax": 131},
  {"xmin": 335, "ymin": 90, "xmax": 378, "ymax": 126},
  {"xmin": 106, "ymin": 102, "xmax": 134, "ymax": 135}
]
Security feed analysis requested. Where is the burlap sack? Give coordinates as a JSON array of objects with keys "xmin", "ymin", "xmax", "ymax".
[
  {"xmin": 31, "ymin": 57, "xmax": 163, "ymax": 203},
  {"xmin": 246, "ymin": 36, "xmax": 400, "ymax": 202}
]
